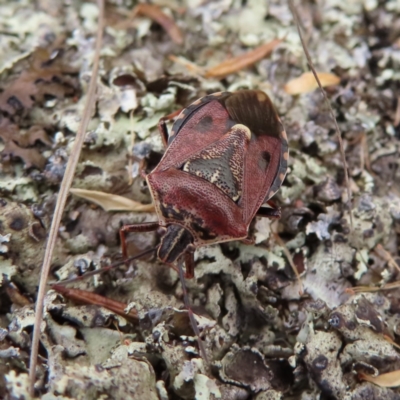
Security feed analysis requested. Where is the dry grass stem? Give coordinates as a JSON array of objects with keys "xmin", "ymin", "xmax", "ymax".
[
  {"xmin": 289, "ymin": 0, "xmax": 353, "ymax": 227},
  {"xmin": 28, "ymin": 0, "xmax": 105, "ymax": 394}
]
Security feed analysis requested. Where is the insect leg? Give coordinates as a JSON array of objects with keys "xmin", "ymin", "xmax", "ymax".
[
  {"xmin": 256, "ymin": 206, "xmax": 281, "ymax": 219},
  {"xmin": 120, "ymin": 222, "xmax": 160, "ymax": 259},
  {"xmin": 157, "ymin": 108, "xmax": 183, "ymax": 147},
  {"xmin": 184, "ymin": 248, "xmax": 195, "ymax": 279}
]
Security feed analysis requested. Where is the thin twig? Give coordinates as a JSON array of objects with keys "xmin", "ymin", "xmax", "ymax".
[
  {"xmin": 346, "ymin": 281, "xmax": 400, "ymax": 294},
  {"xmin": 394, "ymin": 96, "xmax": 400, "ymax": 127},
  {"xmin": 273, "ymin": 230, "xmax": 304, "ymax": 295},
  {"xmin": 128, "ymin": 109, "xmax": 135, "ymax": 185},
  {"xmin": 288, "ymin": 0, "xmax": 353, "ymax": 227},
  {"xmin": 28, "ymin": 0, "xmax": 105, "ymax": 394}
]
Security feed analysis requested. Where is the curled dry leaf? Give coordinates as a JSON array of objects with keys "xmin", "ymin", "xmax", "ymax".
[
  {"xmin": 204, "ymin": 39, "xmax": 282, "ymax": 79},
  {"xmin": 118, "ymin": 4, "xmax": 183, "ymax": 45},
  {"xmin": 284, "ymin": 72, "xmax": 341, "ymax": 95},
  {"xmin": 360, "ymin": 370, "xmax": 400, "ymax": 388},
  {"xmin": 70, "ymin": 188, "xmax": 154, "ymax": 212}
]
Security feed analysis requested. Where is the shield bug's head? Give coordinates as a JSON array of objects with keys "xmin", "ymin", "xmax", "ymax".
[{"xmin": 157, "ymin": 224, "xmax": 194, "ymax": 264}]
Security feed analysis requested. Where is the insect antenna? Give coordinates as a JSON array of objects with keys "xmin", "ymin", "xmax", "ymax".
[
  {"xmin": 177, "ymin": 259, "xmax": 208, "ymax": 362},
  {"xmin": 54, "ymin": 250, "xmax": 208, "ymax": 361},
  {"xmin": 51, "ymin": 247, "xmax": 158, "ymax": 286}
]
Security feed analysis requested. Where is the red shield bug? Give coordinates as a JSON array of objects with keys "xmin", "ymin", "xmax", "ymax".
[
  {"xmin": 121, "ymin": 89, "xmax": 288, "ymax": 278},
  {"xmin": 53, "ymin": 90, "xmax": 289, "ymax": 361}
]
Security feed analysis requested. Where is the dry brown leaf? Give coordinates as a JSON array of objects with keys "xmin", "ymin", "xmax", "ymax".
[
  {"xmin": 70, "ymin": 188, "xmax": 154, "ymax": 212},
  {"xmin": 0, "ymin": 47, "xmax": 77, "ymax": 115},
  {"xmin": 2, "ymin": 141, "xmax": 46, "ymax": 169},
  {"xmin": 116, "ymin": 4, "xmax": 183, "ymax": 44},
  {"xmin": 204, "ymin": 38, "xmax": 282, "ymax": 79},
  {"xmin": 284, "ymin": 72, "xmax": 340, "ymax": 95},
  {"xmin": 52, "ymin": 284, "xmax": 139, "ymax": 321},
  {"xmin": 19, "ymin": 125, "xmax": 52, "ymax": 147},
  {"xmin": 0, "ymin": 119, "xmax": 49, "ymax": 169},
  {"xmin": 360, "ymin": 370, "xmax": 400, "ymax": 388}
]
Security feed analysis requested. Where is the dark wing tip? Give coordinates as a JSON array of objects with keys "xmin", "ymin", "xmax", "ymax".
[{"xmin": 223, "ymin": 90, "xmax": 282, "ymax": 138}]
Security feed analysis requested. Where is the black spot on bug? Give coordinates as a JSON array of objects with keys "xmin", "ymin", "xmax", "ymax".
[
  {"xmin": 195, "ymin": 115, "xmax": 213, "ymax": 133},
  {"xmin": 258, "ymin": 151, "xmax": 271, "ymax": 171}
]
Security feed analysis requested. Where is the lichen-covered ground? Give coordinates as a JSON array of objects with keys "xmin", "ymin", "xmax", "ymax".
[{"xmin": 1, "ymin": 0, "xmax": 400, "ymax": 399}]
